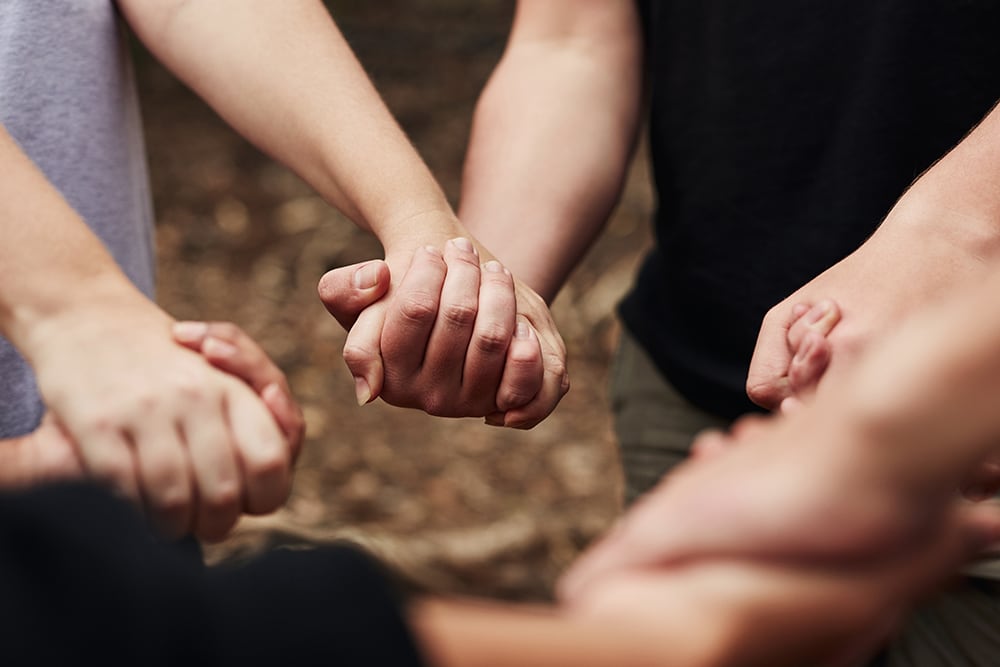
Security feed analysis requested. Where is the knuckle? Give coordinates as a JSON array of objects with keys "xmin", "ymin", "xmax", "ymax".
[
  {"xmin": 244, "ymin": 443, "xmax": 290, "ymax": 480},
  {"xmin": 342, "ymin": 342, "xmax": 377, "ymax": 368},
  {"xmin": 397, "ymin": 294, "xmax": 438, "ymax": 325},
  {"xmin": 174, "ymin": 377, "xmax": 208, "ymax": 403},
  {"xmin": 746, "ymin": 380, "xmax": 781, "ymax": 408},
  {"xmin": 152, "ymin": 482, "xmax": 192, "ymax": 517},
  {"xmin": 498, "ymin": 388, "xmax": 536, "ymax": 411},
  {"xmin": 441, "ymin": 301, "xmax": 478, "ymax": 329},
  {"xmin": 422, "ymin": 393, "xmax": 455, "ymax": 418},
  {"xmin": 474, "ymin": 326, "xmax": 511, "ymax": 355},
  {"xmin": 543, "ymin": 353, "xmax": 567, "ymax": 379},
  {"xmin": 203, "ymin": 479, "xmax": 242, "ymax": 513}
]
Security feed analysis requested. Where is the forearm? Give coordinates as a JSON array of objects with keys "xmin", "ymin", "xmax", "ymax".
[
  {"xmin": 0, "ymin": 127, "xmax": 145, "ymax": 354},
  {"xmin": 118, "ymin": 0, "xmax": 462, "ymax": 251},
  {"xmin": 458, "ymin": 1, "xmax": 643, "ymax": 301},
  {"xmin": 881, "ymin": 101, "xmax": 1000, "ymax": 254},
  {"xmin": 409, "ymin": 597, "xmax": 725, "ymax": 667}
]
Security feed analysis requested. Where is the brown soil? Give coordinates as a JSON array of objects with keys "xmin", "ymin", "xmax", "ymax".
[{"xmin": 138, "ymin": 0, "xmax": 653, "ymax": 601}]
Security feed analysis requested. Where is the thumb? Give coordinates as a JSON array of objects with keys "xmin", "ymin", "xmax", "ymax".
[{"xmin": 317, "ymin": 260, "xmax": 391, "ymax": 330}]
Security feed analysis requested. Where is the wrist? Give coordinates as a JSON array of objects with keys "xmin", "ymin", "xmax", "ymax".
[{"xmin": 13, "ymin": 273, "xmax": 165, "ymax": 364}]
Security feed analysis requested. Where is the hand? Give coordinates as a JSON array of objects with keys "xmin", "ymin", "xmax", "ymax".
[
  {"xmin": 172, "ymin": 320, "xmax": 305, "ymax": 461},
  {"xmin": 0, "ymin": 414, "xmax": 83, "ymax": 489},
  {"xmin": 25, "ymin": 286, "xmax": 292, "ymax": 541},
  {"xmin": 319, "ymin": 239, "xmax": 568, "ymax": 428},
  {"xmin": 567, "ymin": 503, "xmax": 1000, "ymax": 667},
  {"xmin": 558, "ymin": 404, "xmax": 981, "ymax": 605},
  {"xmin": 747, "ymin": 208, "xmax": 992, "ymax": 410}
]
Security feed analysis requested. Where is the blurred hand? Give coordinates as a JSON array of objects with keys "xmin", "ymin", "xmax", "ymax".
[
  {"xmin": 318, "ymin": 239, "xmax": 568, "ymax": 428},
  {"xmin": 558, "ymin": 409, "xmax": 965, "ymax": 605},
  {"xmin": 568, "ymin": 501, "xmax": 1000, "ymax": 667},
  {"xmin": 26, "ymin": 288, "xmax": 292, "ymax": 541}
]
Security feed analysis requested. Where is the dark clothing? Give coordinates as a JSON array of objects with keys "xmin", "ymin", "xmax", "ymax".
[
  {"xmin": 621, "ymin": 0, "xmax": 1000, "ymax": 418},
  {"xmin": 0, "ymin": 484, "xmax": 423, "ymax": 667}
]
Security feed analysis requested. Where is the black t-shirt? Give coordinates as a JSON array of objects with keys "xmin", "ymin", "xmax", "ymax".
[
  {"xmin": 621, "ymin": 0, "xmax": 1000, "ymax": 418},
  {"xmin": 0, "ymin": 484, "xmax": 424, "ymax": 667}
]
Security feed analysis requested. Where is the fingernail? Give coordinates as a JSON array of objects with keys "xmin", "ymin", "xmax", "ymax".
[
  {"xmin": 424, "ymin": 245, "xmax": 443, "ymax": 257},
  {"xmin": 483, "ymin": 260, "xmax": 503, "ymax": 273},
  {"xmin": 515, "ymin": 320, "xmax": 532, "ymax": 339},
  {"xmin": 450, "ymin": 237, "xmax": 476, "ymax": 254},
  {"xmin": 807, "ymin": 300, "xmax": 833, "ymax": 324},
  {"xmin": 352, "ymin": 263, "xmax": 380, "ymax": 289},
  {"xmin": 354, "ymin": 375, "xmax": 371, "ymax": 406},
  {"xmin": 172, "ymin": 321, "xmax": 208, "ymax": 342},
  {"xmin": 204, "ymin": 337, "xmax": 237, "ymax": 358}
]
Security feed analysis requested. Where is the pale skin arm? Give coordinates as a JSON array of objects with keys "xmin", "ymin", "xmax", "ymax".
[
  {"xmin": 118, "ymin": 0, "xmax": 566, "ymax": 428},
  {"xmin": 0, "ymin": 126, "xmax": 290, "ymax": 540},
  {"xmin": 748, "ymin": 100, "xmax": 1000, "ymax": 409},
  {"xmin": 458, "ymin": 0, "xmax": 644, "ymax": 302}
]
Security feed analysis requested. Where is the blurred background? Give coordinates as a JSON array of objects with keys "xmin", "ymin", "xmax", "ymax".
[{"xmin": 138, "ymin": 0, "xmax": 653, "ymax": 600}]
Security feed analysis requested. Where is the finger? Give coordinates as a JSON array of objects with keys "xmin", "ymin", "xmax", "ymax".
[
  {"xmin": 130, "ymin": 416, "xmax": 195, "ymax": 539},
  {"xmin": 747, "ymin": 305, "xmax": 803, "ymax": 409},
  {"xmin": 73, "ymin": 424, "xmax": 142, "ymax": 507},
  {"xmin": 464, "ymin": 260, "xmax": 518, "ymax": 410},
  {"xmin": 224, "ymin": 381, "xmax": 291, "ymax": 516},
  {"xmin": 27, "ymin": 414, "xmax": 84, "ymax": 483},
  {"xmin": 172, "ymin": 320, "xmax": 210, "ymax": 352},
  {"xmin": 498, "ymin": 326, "xmax": 565, "ymax": 429},
  {"xmin": 690, "ymin": 429, "xmax": 732, "ymax": 460},
  {"xmin": 197, "ymin": 322, "xmax": 284, "ymax": 393},
  {"xmin": 495, "ymin": 317, "xmax": 543, "ymax": 413},
  {"xmin": 204, "ymin": 333, "xmax": 303, "ymax": 454},
  {"xmin": 787, "ymin": 299, "xmax": 841, "ymax": 351},
  {"xmin": 499, "ymin": 298, "xmax": 568, "ymax": 430},
  {"xmin": 317, "ymin": 260, "xmax": 391, "ymax": 330},
  {"xmin": 788, "ymin": 331, "xmax": 832, "ymax": 396},
  {"xmin": 178, "ymin": 389, "xmax": 243, "ymax": 541},
  {"xmin": 421, "ymin": 238, "xmax": 482, "ymax": 395},
  {"xmin": 381, "ymin": 246, "xmax": 447, "ymax": 382},
  {"xmin": 342, "ymin": 301, "xmax": 387, "ymax": 406},
  {"xmin": 262, "ymin": 382, "xmax": 305, "ymax": 461}
]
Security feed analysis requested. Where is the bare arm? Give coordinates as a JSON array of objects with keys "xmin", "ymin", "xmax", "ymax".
[
  {"xmin": 748, "ymin": 101, "xmax": 1000, "ymax": 408},
  {"xmin": 119, "ymin": 0, "xmax": 567, "ymax": 427},
  {"xmin": 0, "ymin": 126, "xmax": 290, "ymax": 540},
  {"xmin": 459, "ymin": 0, "xmax": 644, "ymax": 301},
  {"xmin": 117, "ymin": 0, "xmax": 457, "ymax": 246}
]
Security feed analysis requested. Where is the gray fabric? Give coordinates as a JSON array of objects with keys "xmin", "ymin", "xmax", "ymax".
[{"xmin": 0, "ymin": 0, "xmax": 155, "ymax": 436}]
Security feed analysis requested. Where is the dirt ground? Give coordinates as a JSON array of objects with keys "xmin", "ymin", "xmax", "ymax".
[{"xmin": 138, "ymin": 0, "xmax": 654, "ymax": 600}]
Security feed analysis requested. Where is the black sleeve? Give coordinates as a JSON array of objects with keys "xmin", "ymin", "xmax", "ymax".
[{"xmin": 0, "ymin": 484, "xmax": 424, "ymax": 667}]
